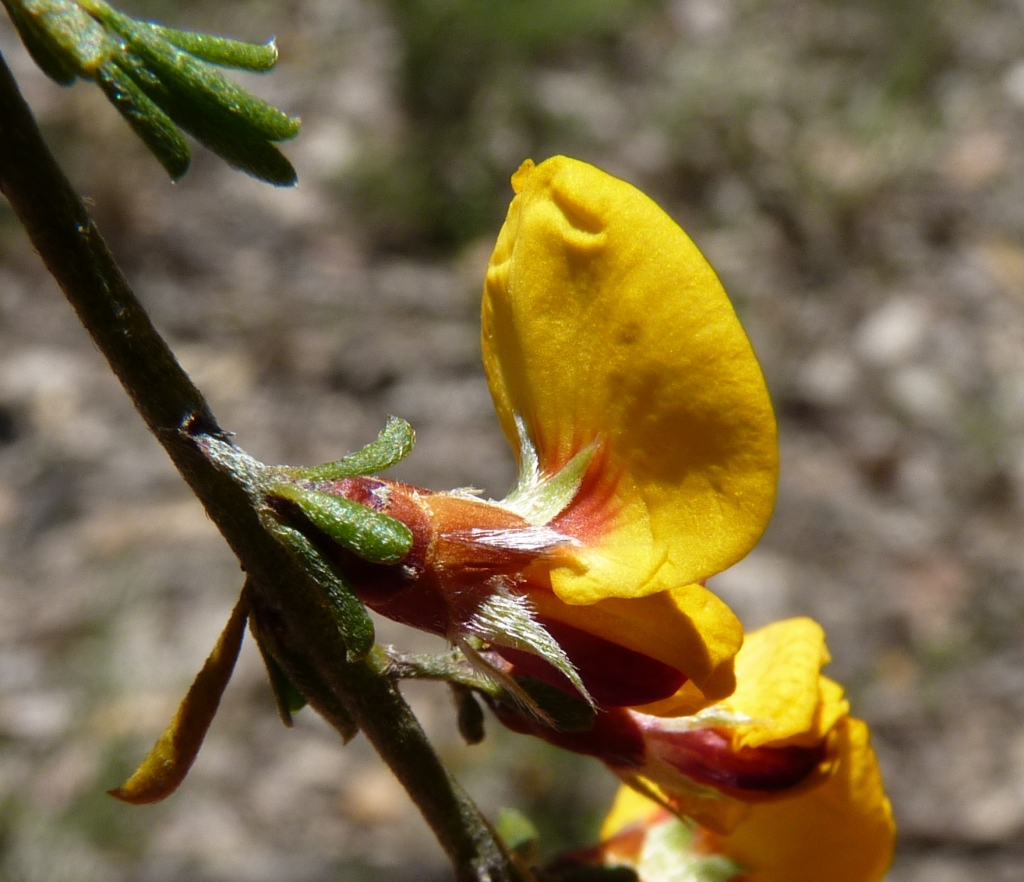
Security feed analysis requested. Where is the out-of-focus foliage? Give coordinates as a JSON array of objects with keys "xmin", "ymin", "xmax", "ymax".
[{"xmin": 348, "ymin": 0, "xmax": 662, "ymax": 252}]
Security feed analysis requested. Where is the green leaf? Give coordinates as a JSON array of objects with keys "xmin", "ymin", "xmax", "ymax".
[
  {"xmin": 84, "ymin": 0, "xmax": 298, "ymax": 140},
  {"xmin": 299, "ymin": 417, "xmax": 417, "ymax": 480},
  {"xmin": 151, "ymin": 26, "xmax": 279, "ymax": 72},
  {"xmin": 262, "ymin": 517, "xmax": 376, "ymax": 662},
  {"xmin": 9, "ymin": 0, "xmax": 114, "ymax": 73},
  {"xmin": 117, "ymin": 49, "xmax": 299, "ymax": 184},
  {"xmin": 95, "ymin": 60, "xmax": 190, "ymax": 179},
  {"xmin": 4, "ymin": 0, "xmax": 299, "ymax": 184},
  {"xmin": 112, "ymin": 47, "xmax": 297, "ymax": 185},
  {"xmin": 3, "ymin": 0, "xmax": 79, "ymax": 84},
  {"xmin": 268, "ymin": 481, "xmax": 414, "ymax": 565},
  {"xmin": 251, "ymin": 621, "xmax": 308, "ymax": 727},
  {"xmin": 125, "ymin": 25, "xmax": 298, "ymax": 142}
]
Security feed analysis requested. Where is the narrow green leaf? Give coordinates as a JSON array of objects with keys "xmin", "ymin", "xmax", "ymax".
[
  {"xmin": 114, "ymin": 47, "xmax": 297, "ymax": 186},
  {"xmin": 323, "ymin": 577, "xmax": 375, "ymax": 664},
  {"xmin": 96, "ymin": 60, "xmax": 190, "ymax": 179},
  {"xmin": 246, "ymin": 576, "xmax": 359, "ymax": 734},
  {"xmin": 14, "ymin": 0, "xmax": 114, "ymax": 72},
  {"xmin": 300, "ymin": 417, "xmax": 417, "ymax": 480},
  {"xmin": 3, "ymin": 0, "xmax": 78, "ymax": 84},
  {"xmin": 131, "ymin": 25, "xmax": 299, "ymax": 141},
  {"xmin": 153, "ymin": 26, "xmax": 279, "ymax": 72},
  {"xmin": 10, "ymin": 0, "xmax": 298, "ymax": 184},
  {"xmin": 250, "ymin": 619, "xmax": 307, "ymax": 726},
  {"xmin": 269, "ymin": 481, "xmax": 413, "ymax": 565},
  {"xmin": 83, "ymin": 0, "xmax": 299, "ymax": 141},
  {"xmin": 262, "ymin": 517, "xmax": 375, "ymax": 662}
]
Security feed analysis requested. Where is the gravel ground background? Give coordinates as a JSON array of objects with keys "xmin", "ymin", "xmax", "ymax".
[{"xmin": 4, "ymin": 1, "xmax": 1024, "ymax": 880}]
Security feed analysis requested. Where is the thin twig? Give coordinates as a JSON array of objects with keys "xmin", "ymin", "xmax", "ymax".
[{"xmin": 0, "ymin": 47, "xmax": 524, "ymax": 882}]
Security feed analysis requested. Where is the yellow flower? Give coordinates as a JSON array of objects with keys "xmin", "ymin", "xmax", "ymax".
[
  {"xmin": 589, "ymin": 619, "xmax": 895, "ymax": 882},
  {"xmin": 598, "ymin": 715, "xmax": 894, "ymax": 882},
  {"xmin": 109, "ymin": 156, "xmax": 781, "ymax": 802},
  {"xmin": 704, "ymin": 717, "xmax": 893, "ymax": 882},
  {"xmin": 483, "ymin": 157, "xmax": 778, "ymax": 604},
  {"xmin": 332, "ymin": 156, "xmax": 777, "ymax": 708}
]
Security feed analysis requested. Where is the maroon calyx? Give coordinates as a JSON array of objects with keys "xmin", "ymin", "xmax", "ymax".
[
  {"xmin": 495, "ymin": 616, "xmax": 688, "ymax": 707},
  {"xmin": 647, "ymin": 726, "xmax": 826, "ymax": 796},
  {"xmin": 491, "ymin": 697, "xmax": 647, "ymax": 768}
]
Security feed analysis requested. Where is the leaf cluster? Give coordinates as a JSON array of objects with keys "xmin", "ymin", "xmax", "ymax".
[{"xmin": 2, "ymin": 0, "xmax": 299, "ymax": 183}]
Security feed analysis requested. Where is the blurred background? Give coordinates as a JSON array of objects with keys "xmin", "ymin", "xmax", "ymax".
[{"xmin": 2, "ymin": 0, "xmax": 1024, "ymax": 879}]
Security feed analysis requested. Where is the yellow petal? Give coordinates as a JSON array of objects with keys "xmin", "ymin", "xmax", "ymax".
[
  {"xmin": 109, "ymin": 592, "xmax": 250, "ymax": 804},
  {"xmin": 482, "ymin": 156, "xmax": 778, "ymax": 604},
  {"xmin": 600, "ymin": 783, "xmax": 664, "ymax": 840},
  {"xmin": 812, "ymin": 677, "xmax": 849, "ymax": 742},
  {"xmin": 633, "ymin": 680, "xmax": 725, "ymax": 720},
  {"xmin": 601, "ymin": 719, "xmax": 895, "ymax": 882},
  {"xmin": 528, "ymin": 581, "xmax": 742, "ymax": 701},
  {"xmin": 643, "ymin": 773, "xmax": 753, "ymax": 835},
  {"xmin": 715, "ymin": 718, "xmax": 895, "ymax": 882},
  {"xmin": 723, "ymin": 618, "xmax": 849, "ymax": 749}
]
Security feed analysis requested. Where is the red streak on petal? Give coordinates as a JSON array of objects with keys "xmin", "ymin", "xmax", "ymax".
[
  {"xmin": 496, "ymin": 616, "xmax": 688, "ymax": 707},
  {"xmin": 647, "ymin": 727, "xmax": 826, "ymax": 796},
  {"xmin": 549, "ymin": 444, "xmax": 622, "ymax": 544}
]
